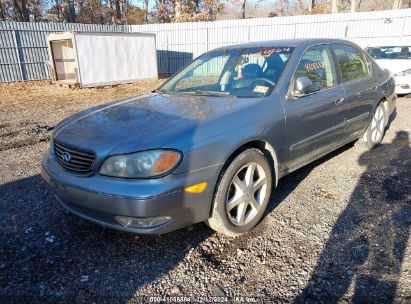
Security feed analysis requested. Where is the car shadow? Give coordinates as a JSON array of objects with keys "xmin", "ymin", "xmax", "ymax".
[
  {"xmin": 265, "ymin": 142, "xmax": 355, "ymax": 217},
  {"xmin": 294, "ymin": 130, "xmax": 411, "ymax": 303}
]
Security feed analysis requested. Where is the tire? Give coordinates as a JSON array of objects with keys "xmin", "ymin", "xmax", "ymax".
[
  {"xmin": 363, "ymin": 102, "xmax": 386, "ymax": 149},
  {"xmin": 206, "ymin": 148, "xmax": 272, "ymax": 237}
]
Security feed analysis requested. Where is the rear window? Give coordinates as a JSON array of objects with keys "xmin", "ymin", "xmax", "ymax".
[
  {"xmin": 366, "ymin": 46, "xmax": 411, "ymax": 60},
  {"xmin": 332, "ymin": 44, "xmax": 370, "ymax": 82}
]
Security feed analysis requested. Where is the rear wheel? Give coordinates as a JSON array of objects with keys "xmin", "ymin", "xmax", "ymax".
[
  {"xmin": 207, "ymin": 148, "xmax": 272, "ymax": 237},
  {"xmin": 363, "ymin": 102, "xmax": 386, "ymax": 148}
]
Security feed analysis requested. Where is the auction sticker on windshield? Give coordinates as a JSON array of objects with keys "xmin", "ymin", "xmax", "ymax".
[{"xmin": 253, "ymin": 85, "xmax": 269, "ymax": 94}]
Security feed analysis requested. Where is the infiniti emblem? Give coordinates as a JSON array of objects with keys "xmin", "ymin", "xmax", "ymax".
[{"xmin": 62, "ymin": 151, "xmax": 72, "ymax": 162}]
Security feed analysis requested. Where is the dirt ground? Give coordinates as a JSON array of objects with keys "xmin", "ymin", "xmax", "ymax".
[
  {"xmin": 0, "ymin": 80, "xmax": 163, "ymax": 151},
  {"xmin": 0, "ymin": 81, "xmax": 410, "ymax": 303}
]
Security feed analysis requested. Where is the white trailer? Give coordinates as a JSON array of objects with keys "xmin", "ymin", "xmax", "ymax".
[{"xmin": 47, "ymin": 31, "xmax": 158, "ymax": 87}]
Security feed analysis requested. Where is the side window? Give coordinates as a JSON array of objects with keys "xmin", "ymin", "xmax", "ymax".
[
  {"xmin": 294, "ymin": 45, "xmax": 336, "ymax": 94},
  {"xmin": 332, "ymin": 44, "xmax": 370, "ymax": 82}
]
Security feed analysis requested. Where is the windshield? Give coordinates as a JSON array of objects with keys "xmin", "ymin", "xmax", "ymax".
[
  {"xmin": 366, "ymin": 46, "xmax": 411, "ymax": 60},
  {"xmin": 159, "ymin": 46, "xmax": 294, "ymax": 98}
]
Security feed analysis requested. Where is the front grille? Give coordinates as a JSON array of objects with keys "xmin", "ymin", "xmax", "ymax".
[{"xmin": 54, "ymin": 141, "xmax": 96, "ymax": 173}]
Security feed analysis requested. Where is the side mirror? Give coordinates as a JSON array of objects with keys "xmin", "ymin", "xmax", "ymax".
[{"xmin": 294, "ymin": 77, "xmax": 313, "ymax": 97}]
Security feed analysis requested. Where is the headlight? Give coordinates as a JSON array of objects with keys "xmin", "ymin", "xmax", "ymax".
[
  {"xmin": 395, "ymin": 68, "xmax": 411, "ymax": 76},
  {"xmin": 99, "ymin": 149, "xmax": 182, "ymax": 178}
]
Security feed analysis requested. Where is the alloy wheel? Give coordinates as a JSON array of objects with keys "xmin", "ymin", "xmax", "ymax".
[
  {"xmin": 226, "ymin": 162, "xmax": 268, "ymax": 226},
  {"xmin": 370, "ymin": 105, "xmax": 385, "ymax": 143}
]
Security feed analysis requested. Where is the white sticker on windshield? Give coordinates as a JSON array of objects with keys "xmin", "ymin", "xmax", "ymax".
[
  {"xmin": 279, "ymin": 54, "xmax": 288, "ymax": 62},
  {"xmin": 253, "ymin": 85, "xmax": 269, "ymax": 94}
]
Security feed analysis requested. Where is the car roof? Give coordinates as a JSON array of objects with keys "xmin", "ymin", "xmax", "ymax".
[{"xmin": 213, "ymin": 38, "xmax": 356, "ymax": 51}]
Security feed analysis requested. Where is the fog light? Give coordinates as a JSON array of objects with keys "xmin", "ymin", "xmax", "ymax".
[
  {"xmin": 115, "ymin": 215, "xmax": 172, "ymax": 228},
  {"xmin": 399, "ymin": 84, "xmax": 410, "ymax": 89}
]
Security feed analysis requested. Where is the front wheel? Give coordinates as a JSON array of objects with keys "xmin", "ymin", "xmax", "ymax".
[
  {"xmin": 206, "ymin": 148, "xmax": 272, "ymax": 237},
  {"xmin": 363, "ymin": 102, "xmax": 386, "ymax": 148}
]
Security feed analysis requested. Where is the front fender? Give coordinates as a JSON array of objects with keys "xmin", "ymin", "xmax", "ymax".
[{"xmin": 168, "ymin": 104, "xmax": 286, "ymax": 177}]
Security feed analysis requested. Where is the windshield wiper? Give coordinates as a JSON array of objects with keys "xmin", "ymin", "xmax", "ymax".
[{"xmin": 187, "ymin": 90, "xmax": 235, "ymax": 98}]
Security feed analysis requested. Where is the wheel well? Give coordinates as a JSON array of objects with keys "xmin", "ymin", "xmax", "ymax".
[
  {"xmin": 379, "ymin": 97, "xmax": 389, "ymax": 116},
  {"xmin": 223, "ymin": 140, "xmax": 279, "ymax": 187},
  {"xmin": 375, "ymin": 97, "xmax": 389, "ymax": 125},
  {"xmin": 208, "ymin": 140, "xmax": 279, "ymax": 218}
]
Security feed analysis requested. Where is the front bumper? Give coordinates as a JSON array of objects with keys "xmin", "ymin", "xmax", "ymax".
[{"xmin": 41, "ymin": 152, "xmax": 221, "ymax": 234}]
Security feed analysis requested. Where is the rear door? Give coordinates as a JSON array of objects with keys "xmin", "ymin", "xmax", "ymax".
[
  {"xmin": 283, "ymin": 44, "xmax": 346, "ymax": 171},
  {"xmin": 331, "ymin": 43, "xmax": 377, "ymax": 138}
]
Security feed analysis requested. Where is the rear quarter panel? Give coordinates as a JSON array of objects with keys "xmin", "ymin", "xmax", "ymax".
[{"xmin": 372, "ymin": 60, "xmax": 396, "ymax": 107}]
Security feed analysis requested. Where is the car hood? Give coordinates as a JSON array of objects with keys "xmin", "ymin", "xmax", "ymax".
[
  {"xmin": 374, "ymin": 59, "xmax": 411, "ymax": 74},
  {"xmin": 54, "ymin": 93, "xmax": 243, "ymax": 155}
]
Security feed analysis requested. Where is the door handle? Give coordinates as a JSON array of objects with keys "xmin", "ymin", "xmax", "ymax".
[{"xmin": 335, "ymin": 97, "xmax": 345, "ymax": 105}]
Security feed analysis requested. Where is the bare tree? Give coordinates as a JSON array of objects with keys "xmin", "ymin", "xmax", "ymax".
[
  {"xmin": 2, "ymin": 0, "xmax": 408, "ymax": 24},
  {"xmin": 55, "ymin": 0, "xmax": 61, "ymax": 21},
  {"xmin": 289, "ymin": 0, "xmax": 309, "ymax": 15},
  {"xmin": 241, "ymin": 0, "xmax": 246, "ymax": 18},
  {"xmin": 13, "ymin": 0, "xmax": 30, "ymax": 21},
  {"xmin": 332, "ymin": 0, "xmax": 338, "ymax": 12},
  {"xmin": 195, "ymin": 0, "xmax": 224, "ymax": 21},
  {"xmin": 139, "ymin": 0, "xmax": 150, "ymax": 21},
  {"xmin": 229, "ymin": 0, "xmax": 246, "ymax": 18},
  {"xmin": 67, "ymin": 0, "xmax": 76, "ymax": 22},
  {"xmin": 115, "ymin": 0, "xmax": 121, "ymax": 22},
  {"xmin": 0, "ymin": 0, "xmax": 5, "ymax": 20},
  {"xmin": 392, "ymin": 0, "xmax": 402, "ymax": 8},
  {"xmin": 48, "ymin": 0, "xmax": 76, "ymax": 22},
  {"xmin": 174, "ymin": 0, "xmax": 182, "ymax": 20},
  {"xmin": 153, "ymin": 0, "xmax": 172, "ymax": 22},
  {"xmin": 276, "ymin": 0, "xmax": 289, "ymax": 16}
]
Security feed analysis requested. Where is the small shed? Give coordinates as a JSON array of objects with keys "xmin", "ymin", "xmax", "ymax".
[{"xmin": 47, "ymin": 31, "xmax": 158, "ymax": 87}]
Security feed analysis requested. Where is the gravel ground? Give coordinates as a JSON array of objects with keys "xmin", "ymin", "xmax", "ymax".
[
  {"xmin": 0, "ymin": 82, "xmax": 410, "ymax": 303},
  {"xmin": 0, "ymin": 80, "xmax": 163, "ymax": 151}
]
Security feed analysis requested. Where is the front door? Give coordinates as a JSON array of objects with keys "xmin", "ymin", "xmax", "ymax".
[{"xmin": 282, "ymin": 44, "xmax": 346, "ymax": 172}]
